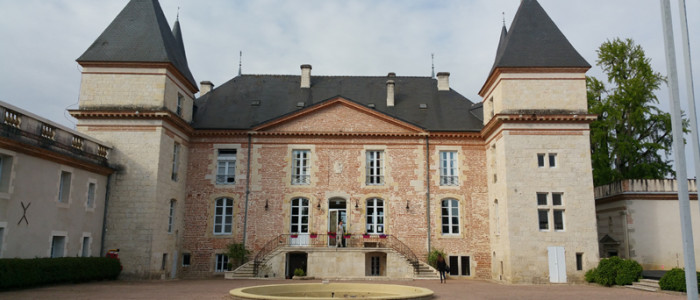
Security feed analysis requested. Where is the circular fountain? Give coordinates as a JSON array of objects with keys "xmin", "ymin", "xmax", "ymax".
[{"xmin": 230, "ymin": 283, "xmax": 433, "ymax": 300}]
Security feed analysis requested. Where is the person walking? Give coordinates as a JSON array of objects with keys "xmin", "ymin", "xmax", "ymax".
[
  {"xmin": 437, "ymin": 254, "xmax": 448, "ymax": 283},
  {"xmin": 336, "ymin": 220, "xmax": 344, "ymax": 247}
]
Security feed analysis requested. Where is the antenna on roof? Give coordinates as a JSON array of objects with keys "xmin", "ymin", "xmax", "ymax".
[
  {"xmin": 431, "ymin": 53, "xmax": 435, "ymax": 78},
  {"xmin": 238, "ymin": 51, "xmax": 242, "ymax": 76}
]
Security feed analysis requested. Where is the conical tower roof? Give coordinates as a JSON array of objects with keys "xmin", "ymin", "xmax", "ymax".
[
  {"xmin": 77, "ymin": 0, "xmax": 197, "ymax": 90},
  {"xmin": 490, "ymin": 0, "xmax": 589, "ymax": 71}
]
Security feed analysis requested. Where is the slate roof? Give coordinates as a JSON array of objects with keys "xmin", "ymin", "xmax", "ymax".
[
  {"xmin": 489, "ymin": 0, "xmax": 590, "ymax": 73},
  {"xmin": 193, "ymin": 75, "xmax": 484, "ymax": 132},
  {"xmin": 76, "ymin": 0, "xmax": 197, "ymax": 89}
]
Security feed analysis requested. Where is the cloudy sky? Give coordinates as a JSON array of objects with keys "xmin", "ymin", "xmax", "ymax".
[{"xmin": 0, "ymin": 0, "xmax": 699, "ymax": 174}]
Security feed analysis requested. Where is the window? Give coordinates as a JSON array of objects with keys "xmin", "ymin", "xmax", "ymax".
[
  {"xmin": 489, "ymin": 97, "xmax": 494, "ymax": 118},
  {"xmin": 0, "ymin": 227, "xmax": 4, "ymax": 257},
  {"xmin": 216, "ymin": 149, "xmax": 236, "ymax": 184},
  {"xmin": 0, "ymin": 154, "xmax": 13, "ymax": 193},
  {"xmin": 168, "ymin": 199, "xmax": 176, "ymax": 233},
  {"xmin": 494, "ymin": 200, "xmax": 500, "ymax": 236},
  {"xmin": 215, "ymin": 254, "xmax": 229, "ymax": 272},
  {"xmin": 537, "ymin": 154, "xmax": 545, "ymax": 167},
  {"xmin": 182, "ymin": 253, "xmax": 191, "ymax": 266},
  {"xmin": 576, "ymin": 253, "xmax": 584, "ymax": 271},
  {"xmin": 51, "ymin": 236, "xmax": 65, "ymax": 258},
  {"xmin": 537, "ymin": 192, "xmax": 565, "ymax": 231},
  {"xmin": 81, "ymin": 236, "xmax": 90, "ymax": 257},
  {"xmin": 86, "ymin": 182, "xmax": 96, "ymax": 208},
  {"xmin": 440, "ymin": 151, "xmax": 458, "ymax": 186},
  {"xmin": 441, "ymin": 199, "xmax": 459, "ymax": 234},
  {"xmin": 171, "ymin": 143, "xmax": 180, "ymax": 181},
  {"xmin": 366, "ymin": 198, "xmax": 384, "ymax": 234},
  {"xmin": 58, "ymin": 171, "xmax": 71, "ymax": 203},
  {"xmin": 549, "ymin": 154, "xmax": 557, "ymax": 167},
  {"xmin": 448, "ymin": 256, "xmax": 470, "ymax": 276},
  {"xmin": 176, "ymin": 93, "xmax": 183, "ymax": 116},
  {"xmin": 162, "ymin": 253, "xmax": 168, "ymax": 270},
  {"xmin": 366, "ymin": 150, "xmax": 384, "ymax": 185},
  {"xmin": 290, "ymin": 198, "xmax": 309, "ymax": 234},
  {"xmin": 214, "ymin": 198, "xmax": 233, "ymax": 234},
  {"xmin": 292, "ymin": 150, "xmax": 310, "ymax": 185}
]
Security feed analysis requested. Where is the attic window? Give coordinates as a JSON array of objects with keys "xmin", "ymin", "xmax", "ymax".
[
  {"xmin": 296, "ymin": 102, "xmax": 305, "ymax": 108},
  {"xmin": 368, "ymin": 104, "xmax": 376, "ymax": 108},
  {"xmin": 419, "ymin": 104, "xmax": 428, "ymax": 109},
  {"xmin": 251, "ymin": 100, "xmax": 261, "ymax": 106}
]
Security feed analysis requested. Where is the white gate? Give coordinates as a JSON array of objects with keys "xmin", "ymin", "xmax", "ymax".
[{"xmin": 547, "ymin": 246, "xmax": 567, "ymax": 283}]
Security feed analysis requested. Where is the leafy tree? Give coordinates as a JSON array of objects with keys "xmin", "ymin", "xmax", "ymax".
[{"xmin": 587, "ymin": 38, "xmax": 678, "ymax": 186}]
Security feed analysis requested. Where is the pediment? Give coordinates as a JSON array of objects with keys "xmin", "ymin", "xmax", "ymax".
[{"xmin": 254, "ymin": 97, "xmax": 424, "ymax": 134}]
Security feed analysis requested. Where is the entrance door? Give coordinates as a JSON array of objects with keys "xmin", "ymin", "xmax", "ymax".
[
  {"xmin": 328, "ymin": 199, "xmax": 347, "ymax": 246},
  {"xmin": 290, "ymin": 198, "xmax": 310, "ymax": 246},
  {"xmin": 286, "ymin": 252, "xmax": 307, "ymax": 279},
  {"xmin": 547, "ymin": 246, "xmax": 567, "ymax": 283}
]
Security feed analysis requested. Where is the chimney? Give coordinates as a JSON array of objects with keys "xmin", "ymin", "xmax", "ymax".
[
  {"xmin": 200, "ymin": 81, "xmax": 215, "ymax": 96},
  {"xmin": 437, "ymin": 72, "xmax": 450, "ymax": 91},
  {"xmin": 386, "ymin": 80, "xmax": 395, "ymax": 107},
  {"xmin": 300, "ymin": 64, "xmax": 312, "ymax": 88}
]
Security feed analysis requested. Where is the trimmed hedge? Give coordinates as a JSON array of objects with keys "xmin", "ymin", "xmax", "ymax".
[
  {"xmin": 659, "ymin": 268, "xmax": 700, "ymax": 292},
  {"xmin": 585, "ymin": 257, "xmax": 642, "ymax": 287},
  {"xmin": 0, "ymin": 257, "xmax": 121, "ymax": 290}
]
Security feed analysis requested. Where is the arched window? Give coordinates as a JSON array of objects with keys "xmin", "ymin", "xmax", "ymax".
[
  {"xmin": 366, "ymin": 198, "xmax": 384, "ymax": 234},
  {"xmin": 290, "ymin": 198, "xmax": 309, "ymax": 233},
  {"xmin": 214, "ymin": 198, "xmax": 233, "ymax": 234},
  {"xmin": 441, "ymin": 199, "xmax": 459, "ymax": 234}
]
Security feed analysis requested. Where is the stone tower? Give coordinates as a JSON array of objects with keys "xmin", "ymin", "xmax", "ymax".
[
  {"xmin": 479, "ymin": 0, "xmax": 599, "ymax": 283},
  {"xmin": 70, "ymin": 0, "xmax": 197, "ymax": 279}
]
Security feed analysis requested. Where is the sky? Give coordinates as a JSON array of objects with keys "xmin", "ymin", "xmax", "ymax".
[{"xmin": 0, "ymin": 0, "xmax": 699, "ymax": 176}]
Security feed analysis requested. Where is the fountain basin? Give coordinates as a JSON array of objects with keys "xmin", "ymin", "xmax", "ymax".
[{"xmin": 230, "ymin": 283, "xmax": 433, "ymax": 300}]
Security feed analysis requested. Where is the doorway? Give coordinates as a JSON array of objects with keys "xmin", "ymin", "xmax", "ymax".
[
  {"xmin": 547, "ymin": 246, "xmax": 567, "ymax": 283},
  {"xmin": 328, "ymin": 198, "xmax": 347, "ymax": 247},
  {"xmin": 286, "ymin": 252, "xmax": 308, "ymax": 279}
]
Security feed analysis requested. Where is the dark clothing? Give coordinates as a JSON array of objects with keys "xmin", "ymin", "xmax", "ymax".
[{"xmin": 437, "ymin": 259, "xmax": 448, "ymax": 282}]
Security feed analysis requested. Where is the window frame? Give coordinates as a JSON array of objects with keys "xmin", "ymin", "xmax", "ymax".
[
  {"xmin": 81, "ymin": 236, "xmax": 90, "ymax": 257},
  {"xmin": 441, "ymin": 199, "xmax": 460, "ymax": 235},
  {"xmin": 365, "ymin": 198, "xmax": 384, "ymax": 234},
  {"xmin": 86, "ymin": 182, "xmax": 96, "ymax": 209},
  {"xmin": 213, "ymin": 198, "xmax": 233, "ymax": 235},
  {"xmin": 366, "ymin": 150, "xmax": 384, "ymax": 185},
  {"xmin": 290, "ymin": 198, "xmax": 309, "ymax": 234},
  {"xmin": 50, "ymin": 235, "xmax": 66, "ymax": 258},
  {"xmin": 439, "ymin": 151, "xmax": 459, "ymax": 186},
  {"xmin": 58, "ymin": 171, "xmax": 72, "ymax": 204},
  {"xmin": 216, "ymin": 149, "xmax": 237, "ymax": 185},
  {"xmin": 537, "ymin": 192, "xmax": 565, "ymax": 232},
  {"xmin": 291, "ymin": 150, "xmax": 310, "ymax": 185},
  {"xmin": 215, "ymin": 254, "xmax": 229, "ymax": 272},
  {"xmin": 168, "ymin": 199, "xmax": 176, "ymax": 233}
]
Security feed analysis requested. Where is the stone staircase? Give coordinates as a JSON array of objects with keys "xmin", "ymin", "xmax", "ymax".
[
  {"xmin": 625, "ymin": 279, "xmax": 660, "ymax": 292},
  {"xmin": 412, "ymin": 260, "xmax": 439, "ymax": 280}
]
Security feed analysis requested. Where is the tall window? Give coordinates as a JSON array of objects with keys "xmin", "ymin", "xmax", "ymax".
[
  {"xmin": 537, "ymin": 192, "xmax": 565, "ymax": 231},
  {"xmin": 440, "ymin": 151, "xmax": 458, "ymax": 186},
  {"xmin": 81, "ymin": 236, "xmax": 90, "ymax": 257},
  {"xmin": 176, "ymin": 93, "xmax": 183, "ymax": 116},
  {"xmin": 86, "ymin": 182, "xmax": 96, "ymax": 208},
  {"xmin": 366, "ymin": 150, "xmax": 384, "ymax": 185},
  {"xmin": 58, "ymin": 171, "xmax": 71, "ymax": 203},
  {"xmin": 290, "ymin": 198, "xmax": 309, "ymax": 234},
  {"xmin": 51, "ymin": 235, "xmax": 66, "ymax": 258},
  {"xmin": 171, "ymin": 143, "xmax": 180, "ymax": 181},
  {"xmin": 168, "ymin": 199, "xmax": 176, "ymax": 233},
  {"xmin": 216, "ymin": 149, "xmax": 236, "ymax": 184},
  {"xmin": 214, "ymin": 198, "xmax": 233, "ymax": 234},
  {"xmin": 215, "ymin": 254, "xmax": 229, "ymax": 272},
  {"xmin": 441, "ymin": 199, "xmax": 460, "ymax": 234},
  {"xmin": 291, "ymin": 150, "xmax": 310, "ymax": 185},
  {"xmin": 366, "ymin": 198, "xmax": 384, "ymax": 234}
]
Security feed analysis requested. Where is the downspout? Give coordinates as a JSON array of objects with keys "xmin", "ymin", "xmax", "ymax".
[
  {"xmin": 425, "ymin": 135, "xmax": 431, "ymax": 253},
  {"xmin": 242, "ymin": 134, "xmax": 252, "ymax": 246},
  {"xmin": 100, "ymin": 173, "xmax": 112, "ymax": 256}
]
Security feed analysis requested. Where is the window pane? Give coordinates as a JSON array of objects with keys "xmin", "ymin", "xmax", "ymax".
[
  {"xmin": 449, "ymin": 256, "xmax": 459, "ymax": 276},
  {"xmin": 537, "ymin": 193, "xmax": 547, "ymax": 206},
  {"xmin": 552, "ymin": 193, "xmax": 562, "ymax": 206},
  {"xmin": 549, "ymin": 154, "xmax": 556, "ymax": 167},
  {"xmin": 554, "ymin": 210, "xmax": 564, "ymax": 230},
  {"xmin": 537, "ymin": 154, "xmax": 545, "ymax": 167},
  {"xmin": 538, "ymin": 210, "xmax": 549, "ymax": 230},
  {"xmin": 461, "ymin": 256, "xmax": 470, "ymax": 276}
]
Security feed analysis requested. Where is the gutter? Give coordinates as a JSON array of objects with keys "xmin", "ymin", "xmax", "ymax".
[{"xmin": 100, "ymin": 173, "xmax": 112, "ymax": 256}]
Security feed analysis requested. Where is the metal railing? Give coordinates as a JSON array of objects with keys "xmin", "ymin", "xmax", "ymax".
[{"xmin": 252, "ymin": 233, "xmax": 420, "ymax": 276}]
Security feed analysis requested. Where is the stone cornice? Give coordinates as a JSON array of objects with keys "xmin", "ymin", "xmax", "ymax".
[
  {"xmin": 68, "ymin": 109, "xmax": 194, "ymax": 137},
  {"xmin": 481, "ymin": 113, "xmax": 597, "ymax": 139}
]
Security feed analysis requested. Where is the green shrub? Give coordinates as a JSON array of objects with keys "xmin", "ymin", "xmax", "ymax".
[
  {"xmin": 584, "ymin": 267, "xmax": 597, "ymax": 283},
  {"xmin": 0, "ymin": 257, "xmax": 121, "ymax": 291},
  {"xmin": 294, "ymin": 268, "xmax": 305, "ymax": 277},
  {"xmin": 659, "ymin": 268, "xmax": 700, "ymax": 292},
  {"xmin": 427, "ymin": 248, "xmax": 447, "ymax": 269},
  {"xmin": 615, "ymin": 259, "xmax": 642, "ymax": 285},
  {"xmin": 225, "ymin": 243, "xmax": 250, "ymax": 270},
  {"xmin": 595, "ymin": 256, "xmax": 623, "ymax": 286}
]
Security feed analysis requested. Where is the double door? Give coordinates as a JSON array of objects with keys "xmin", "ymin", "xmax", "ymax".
[{"xmin": 328, "ymin": 209, "xmax": 347, "ymax": 246}]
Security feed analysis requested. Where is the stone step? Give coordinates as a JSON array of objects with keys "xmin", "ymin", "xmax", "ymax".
[
  {"xmin": 625, "ymin": 282, "xmax": 659, "ymax": 293},
  {"xmin": 638, "ymin": 279, "xmax": 660, "ymax": 288}
]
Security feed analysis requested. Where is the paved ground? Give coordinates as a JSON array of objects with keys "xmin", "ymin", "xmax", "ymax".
[{"xmin": 0, "ymin": 278, "xmax": 687, "ymax": 300}]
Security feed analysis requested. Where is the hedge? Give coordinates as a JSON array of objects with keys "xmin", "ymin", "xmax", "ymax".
[
  {"xmin": 585, "ymin": 257, "xmax": 642, "ymax": 287},
  {"xmin": 659, "ymin": 268, "xmax": 700, "ymax": 292},
  {"xmin": 0, "ymin": 257, "xmax": 121, "ymax": 290}
]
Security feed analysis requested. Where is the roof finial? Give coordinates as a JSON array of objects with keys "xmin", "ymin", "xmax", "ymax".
[
  {"xmin": 238, "ymin": 51, "xmax": 242, "ymax": 76},
  {"xmin": 177, "ymin": 6, "xmax": 180, "ymax": 20},
  {"xmin": 502, "ymin": 12, "xmax": 505, "ymax": 27},
  {"xmin": 431, "ymin": 53, "xmax": 435, "ymax": 78}
]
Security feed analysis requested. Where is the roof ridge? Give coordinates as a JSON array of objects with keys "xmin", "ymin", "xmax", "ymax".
[{"xmin": 238, "ymin": 74, "xmax": 433, "ymax": 79}]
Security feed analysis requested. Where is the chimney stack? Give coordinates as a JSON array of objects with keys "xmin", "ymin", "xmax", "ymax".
[
  {"xmin": 300, "ymin": 64, "xmax": 312, "ymax": 88},
  {"xmin": 386, "ymin": 80, "xmax": 395, "ymax": 107},
  {"xmin": 200, "ymin": 81, "xmax": 215, "ymax": 96},
  {"xmin": 437, "ymin": 72, "xmax": 450, "ymax": 91}
]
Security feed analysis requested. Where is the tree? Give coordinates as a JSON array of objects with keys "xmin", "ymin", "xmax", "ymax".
[{"xmin": 588, "ymin": 38, "xmax": 677, "ymax": 186}]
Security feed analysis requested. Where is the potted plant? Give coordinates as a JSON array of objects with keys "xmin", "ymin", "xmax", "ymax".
[
  {"xmin": 362, "ymin": 232, "xmax": 371, "ymax": 238},
  {"xmin": 290, "ymin": 233, "xmax": 299, "ymax": 238},
  {"xmin": 327, "ymin": 231, "xmax": 336, "ymax": 238},
  {"xmin": 343, "ymin": 233, "xmax": 352, "ymax": 239},
  {"xmin": 309, "ymin": 232, "xmax": 318, "ymax": 238},
  {"xmin": 379, "ymin": 234, "xmax": 387, "ymax": 239},
  {"xmin": 293, "ymin": 268, "xmax": 306, "ymax": 278}
]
